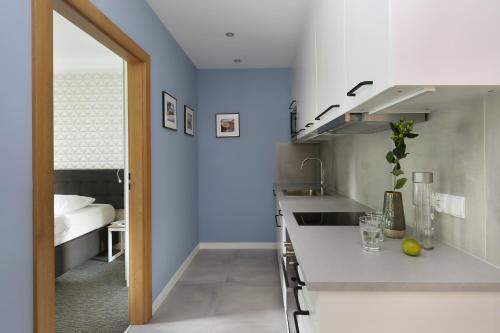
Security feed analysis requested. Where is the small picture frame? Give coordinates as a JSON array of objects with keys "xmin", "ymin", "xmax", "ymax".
[
  {"xmin": 162, "ymin": 91, "xmax": 177, "ymax": 130},
  {"xmin": 216, "ymin": 113, "xmax": 240, "ymax": 138},
  {"xmin": 184, "ymin": 105, "xmax": 194, "ymax": 136}
]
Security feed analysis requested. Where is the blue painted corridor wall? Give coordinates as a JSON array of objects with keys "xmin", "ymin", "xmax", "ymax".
[
  {"xmin": 92, "ymin": 0, "xmax": 199, "ymax": 299},
  {"xmin": 198, "ymin": 69, "xmax": 290, "ymax": 242}
]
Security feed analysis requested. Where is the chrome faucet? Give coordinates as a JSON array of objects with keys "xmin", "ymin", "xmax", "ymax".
[{"xmin": 300, "ymin": 157, "xmax": 325, "ymax": 196}]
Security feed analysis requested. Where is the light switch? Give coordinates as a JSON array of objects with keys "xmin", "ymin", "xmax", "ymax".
[{"xmin": 434, "ymin": 193, "xmax": 466, "ymax": 219}]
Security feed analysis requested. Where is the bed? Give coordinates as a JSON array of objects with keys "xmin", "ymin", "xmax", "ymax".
[
  {"xmin": 54, "ymin": 169, "xmax": 124, "ymax": 277},
  {"xmin": 55, "ymin": 204, "xmax": 115, "ymax": 246}
]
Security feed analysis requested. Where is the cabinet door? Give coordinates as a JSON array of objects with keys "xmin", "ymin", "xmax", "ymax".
[
  {"xmin": 315, "ymin": 0, "xmax": 346, "ymax": 126},
  {"xmin": 296, "ymin": 8, "xmax": 317, "ymax": 137},
  {"xmin": 291, "ymin": 51, "xmax": 304, "ymax": 137},
  {"xmin": 275, "ymin": 202, "xmax": 283, "ymax": 260},
  {"xmin": 345, "ymin": 0, "xmax": 390, "ymax": 110}
]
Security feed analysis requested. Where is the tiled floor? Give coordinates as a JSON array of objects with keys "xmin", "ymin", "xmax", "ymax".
[{"xmin": 130, "ymin": 249, "xmax": 286, "ymax": 333}]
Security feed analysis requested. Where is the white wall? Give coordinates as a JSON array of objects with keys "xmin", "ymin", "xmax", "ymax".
[
  {"xmin": 54, "ymin": 11, "xmax": 125, "ymax": 170},
  {"xmin": 320, "ymin": 94, "xmax": 500, "ymax": 266},
  {"xmin": 54, "ymin": 12, "xmax": 123, "ymax": 72},
  {"xmin": 53, "ymin": 70, "xmax": 125, "ymax": 169}
]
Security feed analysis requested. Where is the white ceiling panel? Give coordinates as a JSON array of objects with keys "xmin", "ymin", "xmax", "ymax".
[{"xmin": 147, "ymin": 0, "xmax": 309, "ymax": 69}]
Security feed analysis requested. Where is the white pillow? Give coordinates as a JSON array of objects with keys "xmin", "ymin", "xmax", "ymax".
[{"xmin": 54, "ymin": 195, "xmax": 95, "ymax": 216}]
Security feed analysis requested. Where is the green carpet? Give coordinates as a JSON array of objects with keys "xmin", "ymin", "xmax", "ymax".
[{"xmin": 56, "ymin": 256, "xmax": 128, "ymax": 333}]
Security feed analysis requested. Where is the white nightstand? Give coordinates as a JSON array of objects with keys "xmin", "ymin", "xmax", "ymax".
[{"xmin": 108, "ymin": 221, "xmax": 125, "ymax": 262}]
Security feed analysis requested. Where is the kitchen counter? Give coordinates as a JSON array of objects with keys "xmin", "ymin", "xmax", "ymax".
[{"xmin": 274, "ymin": 184, "xmax": 500, "ymax": 292}]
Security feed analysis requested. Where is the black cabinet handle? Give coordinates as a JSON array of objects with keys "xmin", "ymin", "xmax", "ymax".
[
  {"xmin": 281, "ymin": 259, "xmax": 290, "ymax": 288},
  {"xmin": 274, "ymin": 210, "xmax": 282, "ymax": 227},
  {"xmin": 273, "ymin": 189, "xmax": 276, "ymax": 197},
  {"xmin": 305, "ymin": 123, "xmax": 313, "ymax": 128},
  {"xmin": 293, "ymin": 286, "xmax": 310, "ymax": 333},
  {"xmin": 347, "ymin": 80, "xmax": 373, "ymax": 97},
  {"xmin": 315, "ymin": 104, "xmax": 340, "ymax": 120},
  {"xmin": 291, "ymin": 263, "xmax": 306, "ymax": 286},
  {"xmin": 289, "ymin": 100, "xmax": 297, "ymax": 110},
  {"xmin": 295, "ymin": 129, "xmax": 305, "ymax": 134}
]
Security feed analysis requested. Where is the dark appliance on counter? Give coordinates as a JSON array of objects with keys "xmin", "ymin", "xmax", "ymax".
[
  {"xmin": 282, "ymin": 230, "xmax": 310, "ymax": 333},
  {"xmin": 293, "ymin": 211, "xmax": 365, "ymax": 226}
]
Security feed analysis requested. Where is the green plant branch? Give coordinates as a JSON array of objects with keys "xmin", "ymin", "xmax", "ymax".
[{"xmin": 386, "ymin": 118, "xmax": 418, "ymax": 191}]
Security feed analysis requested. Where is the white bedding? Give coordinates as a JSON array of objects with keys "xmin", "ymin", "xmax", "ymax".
[
  {"xmin": 54, "ymin": 215, "xmax": 67, "ymax": 236},
  {"xmin": 55, "ymin": 204, "xmax": 115, "ymax": 246}
]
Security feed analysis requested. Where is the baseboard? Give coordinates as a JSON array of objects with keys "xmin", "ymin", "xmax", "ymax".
[
  {"xmin": 199, "ymin": 242, "xmax": 277, "ymax": 250},
  {"xmin": 152, "ymin": 244, "xmax": 200, "ymax": 314}
]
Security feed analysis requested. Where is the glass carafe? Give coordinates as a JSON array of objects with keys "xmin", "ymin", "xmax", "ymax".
[{"xmin": 412, "ymin": 172, "xmax": 434, "ymax": 250}]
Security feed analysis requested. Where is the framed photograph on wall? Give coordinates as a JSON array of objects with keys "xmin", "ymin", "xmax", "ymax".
[
  {"xmin": 216, "ymin": 113, "xmax": 240, "ymax": 138},
  {"xmin": 162, "ymin": 91, "xmax": 177, "ymax": 130},
  {"xmin": 184, "ymin": 105, "xmax": 194, "ymax": 136}
]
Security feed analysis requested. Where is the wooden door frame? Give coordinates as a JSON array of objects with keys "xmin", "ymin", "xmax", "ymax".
[{"xmin": 32, "ymin": 0, "xmax": 152, "ymax": 331}]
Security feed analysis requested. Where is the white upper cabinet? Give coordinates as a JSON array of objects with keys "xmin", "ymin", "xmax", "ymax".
[
  {"xmin": 344, "ymin": 0, "xmax": 500, "ymax": 114},
  {"xmin": 389, "ymin": 0, "xmax": 500, "ymax": 86},
  {"xmin": 292, "ymin": 0, "xmax": 500, "ymax": 141},
  {"xmin": 344, "ymin": 0, "xmax": 390, "ymax": 111},
  {"xmin": 315, "ymin": 0, "xmax": 346, "ymax": 127},
  {"xmin": 292, "ymin": 4, "xmax": 317, "ymax": 139}
]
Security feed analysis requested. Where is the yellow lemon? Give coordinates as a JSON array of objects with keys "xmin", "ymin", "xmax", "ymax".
[{"xmin": 402, "ymin": 239, "xmax": 422, "ymax": 257}]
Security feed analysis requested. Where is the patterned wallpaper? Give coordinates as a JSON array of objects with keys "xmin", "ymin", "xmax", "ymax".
[{"xmin": 54, "ymin": 71, "xmax": 125, "ymax": 169}]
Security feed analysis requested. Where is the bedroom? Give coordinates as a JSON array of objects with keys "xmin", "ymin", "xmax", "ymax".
[{"xmin": 53, "ymin": 12, "xmax": 129, "ymax": 333}]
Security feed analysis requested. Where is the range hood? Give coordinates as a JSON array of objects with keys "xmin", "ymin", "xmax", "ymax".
[{"xmin": 317, "ymin": 112, "xmax": 427, "ymax": 136}]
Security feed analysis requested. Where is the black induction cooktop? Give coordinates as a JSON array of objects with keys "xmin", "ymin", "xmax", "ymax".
[{"xmin": 293, "ymin": 212, "xmax": 365, "ymax": 226}]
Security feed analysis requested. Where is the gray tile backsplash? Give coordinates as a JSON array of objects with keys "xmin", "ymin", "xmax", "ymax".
[
  {"xmin": 320, "ymin": 94, "xmax": 500, "ymax": 266},
  {"xmin": 485, "ymin": 95, "xmax": 500, "ymax": 266},
  {"xmin": 275, "ymin": 143, "xmax": 321, "ymax": 184}
]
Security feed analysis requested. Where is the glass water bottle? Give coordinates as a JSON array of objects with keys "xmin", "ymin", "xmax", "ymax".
[{"xmin": 412, "ymin": 172, "xmax": 434, "ymax": 250}]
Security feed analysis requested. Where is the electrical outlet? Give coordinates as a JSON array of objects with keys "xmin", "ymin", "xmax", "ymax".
[{"xmin": 433, "ymin": 193, "xmax": 466, "ymax": 219}]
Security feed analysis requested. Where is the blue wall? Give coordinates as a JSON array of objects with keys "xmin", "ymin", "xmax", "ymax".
[
  {"xmin": 0, "ymin": 1, "xmax": 199, "ymax": 330},
  {"xmin": 198, "ymin": 69, "xmax": 290, "ymax": 242},
  {"xmin": 0, "ymin": 2, "xmax": 292, "ymax": 330},
  {"xmin": 91, "ymin": 0, "xmax": 199, "ymax": 298},
  {"xmin": 0, "ymin": 1, "xmax": 33, "ymax": 331}
]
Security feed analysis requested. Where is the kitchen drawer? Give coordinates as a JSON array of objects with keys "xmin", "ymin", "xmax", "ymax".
[
  {"xmin": 275, "ymin": 200, "xmax": 284, "ymax": 260},
  {"xmin": 292, "ymin": 264, "xmax": 319, "ymax": 333},
  {"xmin": 278, "ymin": 257, "xmax": 287, "ymax": 310},
  {"xmin": 296, "ymin": 286, "xmax": 319, "ymax": 333},
  {"xmin": 295, "ymin": 265, "xmax": 317, "ymax": 314},
  {"xmin": 299, "ymin": 285, "xmax": 318, "ymax": 318}
]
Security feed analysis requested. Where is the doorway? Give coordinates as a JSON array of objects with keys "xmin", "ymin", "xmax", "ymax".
[
  {"xmin": 53, "ymin": 11, "xmax": 129, "ymax": 332},
  {"xmin": 32, "ymin": 1, "xmax": 151, "ymax": 332}
]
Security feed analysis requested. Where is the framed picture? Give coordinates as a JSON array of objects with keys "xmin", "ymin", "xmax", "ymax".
[
  {"xmin": 162, "ymin": 91, "xmax": 177, "ymax": 130},
  {"xmin": 184, "ymin": 105, "xmax": 194, "ymax": 136},
  {"xmin": 216, "ymin": 113, "xmax": 240, "ymax": 138}
]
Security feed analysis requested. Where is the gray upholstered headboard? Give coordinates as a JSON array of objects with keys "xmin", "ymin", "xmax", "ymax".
[{"xmin": 54, "ymin": 169, "xmax": 125, "ymax": 209}]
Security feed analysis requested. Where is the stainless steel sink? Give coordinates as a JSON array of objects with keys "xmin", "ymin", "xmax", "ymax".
[{"xmin": 282, "ymin": 189, "xmax": 325, "ymax": 197}]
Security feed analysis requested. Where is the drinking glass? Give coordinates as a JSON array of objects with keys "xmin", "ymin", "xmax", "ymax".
[
  {"xmin": 359, "ymin": 216, "xmax": 383, "ymax": 252},
  {"xmin": 366, "ymin": 211, "xmax": 385, "ymax": 242}
]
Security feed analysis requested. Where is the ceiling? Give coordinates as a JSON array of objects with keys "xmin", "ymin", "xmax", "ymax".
[
  {"xmin": 147, "ymin": 0, "xmax": 309, "ymax": 69},
  {"xmin": 54, "ymin": 12, "xmax": 123, "ymax": 72}
]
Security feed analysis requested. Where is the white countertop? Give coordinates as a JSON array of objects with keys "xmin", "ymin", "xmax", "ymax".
[{"xmin": 275, "ymin": 184, "xmax": 500, "ymax": 292}]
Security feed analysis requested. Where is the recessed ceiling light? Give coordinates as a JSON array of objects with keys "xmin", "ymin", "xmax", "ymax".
[
  {"xmin": 233, "ymin": 59, "xmax": 241, "ymax": 63},
  {"xmin": 225, "ymin": 32, "xmax": 235, "ymax": 37}
]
